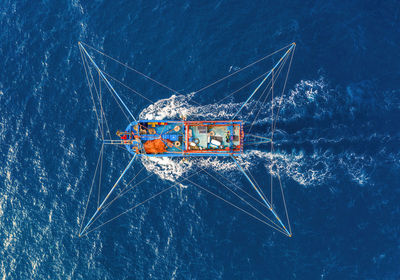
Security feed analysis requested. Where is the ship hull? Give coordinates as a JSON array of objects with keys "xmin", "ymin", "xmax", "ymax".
[{"xmin": 121, "ymin": 120, "xmax": 243, "ymax": 157}]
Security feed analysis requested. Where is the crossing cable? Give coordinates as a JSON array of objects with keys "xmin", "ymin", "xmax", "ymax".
[
  {"xmin": 79, "ymin": 47, "xmax": 104, "ymax": 139},
  {"xmin": 103, "ymin": 167, "xmax": 152, "ymax": 209},
  {"xmin": 83, "ymin": 167, "xmax": 153, "ymax": 231},
  {"xmin": 199, "ymin": 168, "xmax": 282, "ymax": 229},
  {"xmin": 79, "ymin": 143, "xmax": 104, "ymax": 234},
  {"xmin": 97, "ymin": 72, "xmax": 104, "ymax": 206},
  {"xmin": 240, "ymin": 75, "xmax": 274, "ymax": 125},
  {"xmin": 246, "ymin": 167, "xmax": 269, "ymax": 208},
  {"xmin": 271, "ymin": 139, "xmax": 274, "ymax": 206},
  {"xmin": 204, "ymin": 166, "xmax": 270, "ymax": 209},
  {"xmin": 96, "ymin": 71, "xmax": 113, "ymax": 141},
  {"xmin": 80, "ymin": 184, "xmax": 173, "ymax": 237},
  {"xmin": 180, "ymin": 176, "xmax": 288, "ymax": 235},
  {"xmin": 271, "ymin": 68, "xmax": 274, "ymax": 205},
  {"xmin": 99, "ymin": 74, "xmax": 104, "ymax": 140},
  {"xmin": 211, "ymin": 44, "xmax": 289, "ymax": 108},
  {"xmin": 80, "ymin": 43, "xmax": 137, "ymax": 123},
  {"xmin": 102, "ymin": 71, "xmax": 155, "ymax": 104},
  {"xmin": 246, "ymin": 134, "xmax": 272, "ymax": 141},
  {"xmin": 237, "ymin": 60, "xmax": 285, "ymax": 128},
  {"xmin": 81, "ymin": 49, "xmax": 114, "ymax": 140},
  {"xmin": 98, "ymin": 68, "xmax": 113, "ymax": 141},
  {"xmin": 248, "ymin": 54, "xmax": 288, "ymax": 131},
  {"xmin": 80, "ymin": 155, "xmax": 137, "ymax": 236},
  {"xmin": 272, "ymin": 45, "xmax": 295, "ymax": 135},
  {"xmin": 80, "ymin": 170, "xmax": 202, "ymax": 236},
  {"xmin": 97, "ymin": 138, "xmax": 104, "ymax": 207},
  {"xmin": 101, "ymin": 75, "xmax": 132, "ymax": 124},
  {"xmin": 80, "ymin": 42, "xmax": 181, "ymax": 96},
  {"xmin": 81, "ymin": 172, "xmax": 155, "ymax": 233},
  {"xmin": 272, "ymin": 144, "xmax": 292, "ymax": 235},
  {"xmin": 83, "ymin": 47, "xmax": 117, "ymax": 137},
  {"xmin": 243, "ymin": 141, "xmax": 271, "ymax": 145},
  {"xmin": 215, "ymin": 69, "xmax": 274, "ymax": 106},
  {"xmin": 231, "ymin": 45, "xmax": 295, "ymax": 121},
  {"xmin": 245, "ymin": 51, "xmax": 289, "ymax": 133},
  {"xmin": 193, "ymin": 43, "xmax": 292, "ymax": 95},
  {"xmin": 84, "ymin": 162, "xmax": 193, "ymax": 231}
]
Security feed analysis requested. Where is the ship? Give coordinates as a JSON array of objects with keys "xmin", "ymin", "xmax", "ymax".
[
  {"xmin": 112, "ymin": 120, "xmax": 243, "ymax": 157},
  {"xmin": 77, "ymin": 42, "xmax": 296, "ymax": 237}
]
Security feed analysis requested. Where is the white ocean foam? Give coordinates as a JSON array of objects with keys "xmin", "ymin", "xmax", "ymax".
[
  {"xmin": 1, "ymin": 261, "xmax": 5, "ymax": 280},
  {"xmin": 71, "ymin": 0, "xmax": 85, "ymax": 15},
  {"xmin": 250, "ymin": 77, "xmax": 331, "ymax": 126},
  {"xmin": 242, "ymin": 149, "xmax": 333, "ymax": 186},
  {"xmin": 139, "ymin": 93, "xmax": 240, "ymax": 121},
  {"xmin": 140, "ymin": 156, "xmax": 193, "ymax": 182},
  {"xmin": 0, "ymin": 197, "xmax": 4, "ymax": 220},
  {"xmin": 287, "ymin": 78, "xmax": 327, "ymax": 105},
  {"xmin": 340, "ymin": 153, "xmax": 373, "ymax": 186},
  {"xmin": 3, "ymin": 231, "xmax": 14, "ymax": 251},
  {"xmin": 136, "ymin": 78, "xmax": 387, "ymax": 187}
]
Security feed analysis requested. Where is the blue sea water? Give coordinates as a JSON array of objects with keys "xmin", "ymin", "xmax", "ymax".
[{"xmin": 1, "ymin": 0, "xmax": 400, "ymax": 279}]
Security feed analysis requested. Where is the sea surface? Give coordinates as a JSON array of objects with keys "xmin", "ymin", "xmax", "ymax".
[{"xmin": 1, "ymin": 0, "xmax": 400, "ymax": 279}]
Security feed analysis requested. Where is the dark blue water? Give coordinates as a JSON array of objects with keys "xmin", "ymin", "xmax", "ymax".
[{"xmin": 1, "ymin": 0, "xmax": 400, "ymax": 279}]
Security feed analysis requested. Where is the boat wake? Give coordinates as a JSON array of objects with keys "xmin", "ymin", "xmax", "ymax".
[{"xmin": 138, "ymin": 77, "xmax": 399, "ymax": 187}]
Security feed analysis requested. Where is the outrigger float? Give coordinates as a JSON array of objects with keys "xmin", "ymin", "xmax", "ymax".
[{"xmin": 78, "ymin": 42, "xmax": 296, "ymax": 237}]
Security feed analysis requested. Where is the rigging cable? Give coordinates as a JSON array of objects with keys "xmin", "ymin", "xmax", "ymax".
[
  {"xmin": 181, "ymin": 176, "xmax": 288, "ymax": 236},
  {"xmin": 80, "ymin": 170, "xmax": 202, "ymax": 236},
  {"xmin": 79, "ymin": 47, "xmax": 105, "ymax": 139},
  {"xmin": 79, "ymin": 143, "xmax": 104, "ymax": 234},
  {"xmin": 193, "ymin": 43, "xmax": 293, "ymax": 95},
  {"xmin": 199, "ymin": 167, "xmax": 282, "ymax": 229},
  {"xmin": 80, "ymin": 42, "xmax": 181, "ymax": 96}
]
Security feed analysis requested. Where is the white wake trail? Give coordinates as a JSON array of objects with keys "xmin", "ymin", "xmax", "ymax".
[{"xmin": 137, "ymin": 78, "xmax": 390, "ymax": 187}]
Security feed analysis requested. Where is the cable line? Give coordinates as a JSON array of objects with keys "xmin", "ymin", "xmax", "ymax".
[
  {"xmin": 194, "ymin": 43, "xmax": 293, "ymax": 95},
  {"xmin": 80, "ymin": 42, "xmax": 181, "ymax": 96}
]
